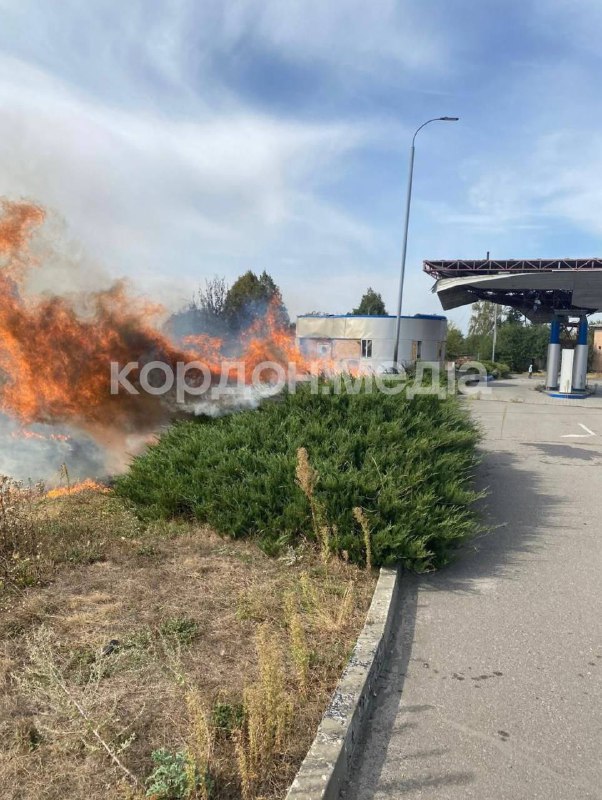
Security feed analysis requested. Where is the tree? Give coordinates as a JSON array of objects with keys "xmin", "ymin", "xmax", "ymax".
[
  {"xmin": 504, "ymin": 307, "xmax": 525, "ymax": 326},
  {"xmin": 464, "ymin": 331, "xmax": 493, "ymax": 361},
  {"xmin": 465, "ymin": 300, "xmax": 504, "ymax": 360},
  {"xmin": 351, "ymin": 288, "xmax": 387, "ymax": 316},
  {"xmin": 468, "ymin": 300, "xmax": 497, "ymax": 337},
  {"xmin": 496, "ymin": 322, "xmax": 549, "ymax": 371},
  {"xmin": 223, "ymin": 270, "xmax": 289, "ymax": 332},
  {"xmin": 195, "ymin": 276, "xmax": 227, "ymax": 319},
  {"xmin": 167, "ymin": 276, "xmax": 230, "ymax": 340},
  {"xmin": 445, "ymin": 322, "xmax": 465, "ymax": 360},
  {"xmin": 167, "ymin": 271, "xmax": 290, "ymax": 342}
]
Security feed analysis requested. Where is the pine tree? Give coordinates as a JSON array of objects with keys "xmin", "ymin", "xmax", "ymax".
[{"xmin": 351, "ymin": 288, "xmax": 387, "ymax": 316}]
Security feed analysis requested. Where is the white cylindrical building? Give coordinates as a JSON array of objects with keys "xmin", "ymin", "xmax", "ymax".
[{"xmin": 295, "ymin": 314, "xmax": 447, "ymax": 370}]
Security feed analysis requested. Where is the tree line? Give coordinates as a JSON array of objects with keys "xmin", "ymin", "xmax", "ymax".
[
  {"xmin": 169, "ymin": 275, "xmax": 389, "ymax": 341},
  {"xmin": 447, "ymin": 300, "xmax": 550, "ymax": 371},
  {"xmin": 172, "ymin": 275, "xmax": 559, "ymax": 373}
]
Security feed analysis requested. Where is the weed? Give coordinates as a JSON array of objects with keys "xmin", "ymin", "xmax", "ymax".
[
  {"xmin": 159, "ymin": 617, "xmax": 200, "ymax": 646},
  {"xmin": 12, "ymin": 719, "xmax": 43, "ymax": 753},
  {"xmin": 284, "ymin": 592, "xmax": 310, "ymax": 694},
  {"xmin": 296, "ymin": 447, "xmax": 331, "ymax": 563},
  {"xmin": 0, "ymin": 480, "xmax": 144, "ymax": 596},
  {"xmin": 136, "ymin": 544, "xmax": 159, "ymax": 558},
  {"xmin": 0, "ymin": 476, "xmax": 45, "ymax": 590},
  {"xmin": 144, "ymin": 749, "xmax": 195, "ymax": 799},
  {"xmin": 211, "ymin": 701, "xmax": 244, "ymax": 735},
  {"xmin": 184, "ymin": 689, "xmax": 214, "ymax": 800},
  {"xmin": 64, "ymin": 544, "xmax": 105, "ymax": 565},
  {"xmin": 352, "ymin": 507, "xmax": 372, "ymax": 571},
  {"xmin": 237, "ymin": 625, "xmax": 292, "ymax": 795},
  {"xmin": 122, "ymin": 628, "xmax": 153, "ymax": 652},
  {"xmin": 336, "ymin": 581, "xmax": 355, "ymax": 628},
  {"xmin": 15, "ymin": 626, "xmax": 141, "ymax": 788}
]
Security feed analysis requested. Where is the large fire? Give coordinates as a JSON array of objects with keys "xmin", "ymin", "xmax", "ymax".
[{"xmin": 0, "ymin": 198, "xmax": 314, "ymax": 466}]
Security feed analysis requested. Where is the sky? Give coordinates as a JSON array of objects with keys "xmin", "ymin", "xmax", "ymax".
[{"xmin": 2, "ymin": 0, "xmax": 602, "ymax": 330}]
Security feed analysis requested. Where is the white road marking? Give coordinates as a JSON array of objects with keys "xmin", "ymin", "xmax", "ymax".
[{"xmin": 562, "ymin": 423, "xmax": 596, "ymax": 438}]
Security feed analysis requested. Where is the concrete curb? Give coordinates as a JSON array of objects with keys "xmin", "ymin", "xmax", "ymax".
[{"xmin": 285, "ymin": 566, "xmax": 401, "ymax": 800}]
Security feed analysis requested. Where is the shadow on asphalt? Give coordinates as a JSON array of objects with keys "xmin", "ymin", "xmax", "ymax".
[
  {"xmin": 340, "ymin": 443, "xmax": 560, "ymax": 798},
  {"xmin": 420, "ymin": 443, "xmax": 560, "ymax": 595},
  {"xmin": 526, "ymin": 442, "xmax": 602, "ymax": 461}
]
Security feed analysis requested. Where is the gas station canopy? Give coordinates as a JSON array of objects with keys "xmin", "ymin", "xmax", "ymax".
[{"xmin": 424, "ymin": 259, "xmax": 602, "ymax": 322}]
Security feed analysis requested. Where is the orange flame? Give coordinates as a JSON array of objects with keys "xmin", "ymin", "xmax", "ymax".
[
  {"xmin": 0, "ymin": 199, "xmax": 217, "ymax": 431},
  {"xmin": 45, "ymin": 479, "xmax": 109, "ymax": 499},
  {"xmin": 0, "ymin": 199, "xmax": 318, "ymax": 438}
]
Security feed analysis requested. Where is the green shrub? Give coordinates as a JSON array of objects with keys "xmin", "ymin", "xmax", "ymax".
[
  {"xmin": 481, "ymin": 360, "xmax": 511, "ymax": 379},
  {"xmin": 211, "ymin": 701, "xmax": 245, "ymax": 734},
  {"xmin": 115, "ymin": 383, "xmax": 480, "ymax": 571},
  {"xmin": 159, "ymin": 616, "xmax": 200, "ymax": 646},
  {"xmin": 145, "ymin": 748, "xmax": 195, "ymax": 799}
]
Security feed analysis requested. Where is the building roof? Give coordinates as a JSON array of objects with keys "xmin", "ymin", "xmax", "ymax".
[
  {"xmin": 423, "ymin": 260, "xmax": 602, "ymax": 322},
  {"xmin": 296, "ymin": 313, "xmax": 447, "ymax": 320},
  {"xmin": 424, "ymin": 258, "xmax": 602, "ymax": 277}
]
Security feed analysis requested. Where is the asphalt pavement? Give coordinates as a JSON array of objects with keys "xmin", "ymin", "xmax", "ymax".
[{"xmin": 342, "ymin": 378, "xmax": 602, "ymax": 800}]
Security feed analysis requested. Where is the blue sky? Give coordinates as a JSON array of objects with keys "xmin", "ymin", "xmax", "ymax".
[{"xmin": 1, "ymin": 0, "xmax": 602, "ymax": 330}]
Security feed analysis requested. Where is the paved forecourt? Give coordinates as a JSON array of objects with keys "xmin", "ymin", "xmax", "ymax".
[{"xmin": 342, "ymin": 378, "xmax": 602, "ymax": 800}]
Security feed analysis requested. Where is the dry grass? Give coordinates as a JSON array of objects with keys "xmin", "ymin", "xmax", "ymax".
[
  {"xmin": 295, "ymin": 447, "xmax": 331, "ymax": 564},
  {"xmin": 352, "ymin": 508, "xmax": 372, "ymax": 572},
  {"xmin": 0, "ymin": 484, "xmax": 375, "ymax": 799}
]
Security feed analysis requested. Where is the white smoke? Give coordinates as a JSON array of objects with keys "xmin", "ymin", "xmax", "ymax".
[
  {"xmin": 0, "ymin": 412, "xmax": 107, "ymax": 484},
  {"xmin": 191, "ymin": 385, "xmax": 264, "ymax": 418}
]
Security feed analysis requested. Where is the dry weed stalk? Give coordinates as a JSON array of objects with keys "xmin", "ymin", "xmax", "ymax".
[
  {"xmin": 160, "ymin": 639, "xmax": 214, "ymax": 797},
  {"xmin": 59, "ymin": 462, "xmax": 71, "ymax": 491},
  {"xmin": 14, "ymin": 626, "xmax": 140, "ymax": 787},
  {"xmin": 185, "ymin": 688, "xmax": 213, "ymax": 799},
  {"xmin": 336, "ymin": 581, "xmax": 356, "ymax": 628},
  {"xmin": 234, "ymin": 730, "xmax": 252, "ymax": 800},
  {"xmin": 353, "ymin": 507, "xmax": 372, "ymax": 571},
  {"xmin": 298, "ymin": 572, "xmax": 352, "ymax": 633},
  {"xmin": 284, "ymin": 591, "xmax": 310, "ymax": 694},
  {"xmin": 237, "ymin": 625, "xmax": 292, "ymax": 798},
  {"xmin": 0, "ymin": 476, "xmax": 45, "ymax": 590},
  {"xmin": 295, "ymin": 448, "xmax": 331, "ymax": 563}
]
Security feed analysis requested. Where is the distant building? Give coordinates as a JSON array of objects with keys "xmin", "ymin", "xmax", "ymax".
[{"xmin": 295, "ymin": 313, "xmax": 447, "ymax": 371}]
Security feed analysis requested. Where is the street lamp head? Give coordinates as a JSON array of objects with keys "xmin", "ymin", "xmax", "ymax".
[{"xmin": 439, "ymin": 116, "xmax": 459, "ymax": 121}]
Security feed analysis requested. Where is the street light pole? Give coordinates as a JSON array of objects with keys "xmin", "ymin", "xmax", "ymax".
[
  {"xmin": 485, "ymin": 250, "xmax": 498, "ymax": 362},
  {"xmin": 392, "ymin": 116, "xmax": 459, "ymax": 367}
]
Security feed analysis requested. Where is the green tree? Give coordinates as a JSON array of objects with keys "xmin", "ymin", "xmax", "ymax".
[
  {"xmin": 224, "ymin": 270, "xmax": 289, "ymax": 332},
  {"xmin": 464, "ymin": 331, "xmax": 493, "ymax": 361},
  {"xmin": 496, "ymin": 322, "xmax": 549, "ymax": 371},
  {"xmin": 465, "ymin": 300, "xmax": 506, "ymax": 360},
  {"xmin": 504, "ymin": 307, "xmax": 525, "ymax": 326},
  {"xmin": 468, "ymin": 300, "xmax": 497, "ymax": 337},
  {"xmin": 168, "ymin": 276, "xmax": 229, "ymax": 340},
  {"xmin": 351, "ymin": 288, "xmax": 387, "ymax": 316},
  {"xmin": 445, "ymin": 322, "xmax": 465, "ymax": 360}
]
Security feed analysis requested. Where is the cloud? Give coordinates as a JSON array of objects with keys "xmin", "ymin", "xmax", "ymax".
[
  {"xmin": 0, "ymin": 53, "xmax": 378, "ymax": 309},
  {"xmin": 532, "ymin": 0, "xmax": 602, "ymax": 57},
  {"xmin": 0, "ymin": 0, "xmax": 456, "ymax": 321},
  {"xmin": 7, "ymin": 0, "xmax": 602, "ymax": 331},
  {"xmin": 216, "ymin": 0, "xmax": 448, "ymax": 74},
  {"xmin": 0, "ymin": 0, "xmax": 449, "ymax": 107},
  {"xmin": 440, "ymin": 125, "xmax": 602, "ymax": 244}
]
